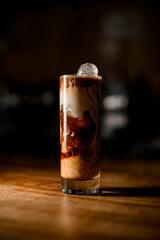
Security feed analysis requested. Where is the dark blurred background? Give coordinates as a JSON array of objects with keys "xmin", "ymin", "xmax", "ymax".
[{"xmin": 0, "ymin": 0, "xmax": 160, "ymax": 160}]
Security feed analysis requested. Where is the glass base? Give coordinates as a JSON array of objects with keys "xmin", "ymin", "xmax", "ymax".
[{"xmin": 61, "ymin": 176, "xmax": 100, "ymax": 195}]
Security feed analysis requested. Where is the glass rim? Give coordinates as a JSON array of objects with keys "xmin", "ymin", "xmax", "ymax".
[{"xmin": 60, "ymin": 74, "xmax": 102, "ymax": 79}]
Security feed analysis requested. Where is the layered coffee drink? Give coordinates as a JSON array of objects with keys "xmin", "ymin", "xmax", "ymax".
[{"xmin": 60, "ymin": 63, "xmax": 102, "ymax": 194}]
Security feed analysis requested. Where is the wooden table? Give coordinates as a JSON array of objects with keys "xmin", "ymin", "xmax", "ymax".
[{"xmin": 0, "ymin": 155, "xmax": 160, "ymax": 240}]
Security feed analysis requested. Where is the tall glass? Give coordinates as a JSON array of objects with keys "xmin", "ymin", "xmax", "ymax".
[{"xmin": 60, "ymin": 74, "xmax": 102, "ymax": 194}]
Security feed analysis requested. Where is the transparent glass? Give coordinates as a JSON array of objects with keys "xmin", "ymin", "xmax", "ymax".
[{"xmin": 60, "ymin": 74, "xmax": 102, "ymax": 194}]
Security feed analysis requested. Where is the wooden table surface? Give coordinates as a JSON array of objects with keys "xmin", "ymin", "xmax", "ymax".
[{"xmin": 0, "ymin": 155, "xmax": 160, "ymax": 240}]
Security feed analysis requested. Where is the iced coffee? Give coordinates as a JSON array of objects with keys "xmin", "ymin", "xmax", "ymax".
[{"xmin": 60, "ymin": 63, "xmax": 102, "ymax": 194}]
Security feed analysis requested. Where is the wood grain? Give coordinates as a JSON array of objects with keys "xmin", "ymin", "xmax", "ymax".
[{"xmin": 0, "ymin": 156, "xmax": 160, "ymax": 240}]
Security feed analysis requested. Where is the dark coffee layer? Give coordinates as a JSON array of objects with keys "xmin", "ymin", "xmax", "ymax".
[
  {"xmin": 60, "ymin": 109, "xmax": 96, "ymax": 159},
  {"xmin": 60, "ymin": 75, "xmax": 102, "ymax": 89}
]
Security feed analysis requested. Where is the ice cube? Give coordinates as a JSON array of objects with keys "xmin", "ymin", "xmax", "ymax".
[{"xmin": 77, "ymin": 63, "xmax": 98, "ymax": 77}]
